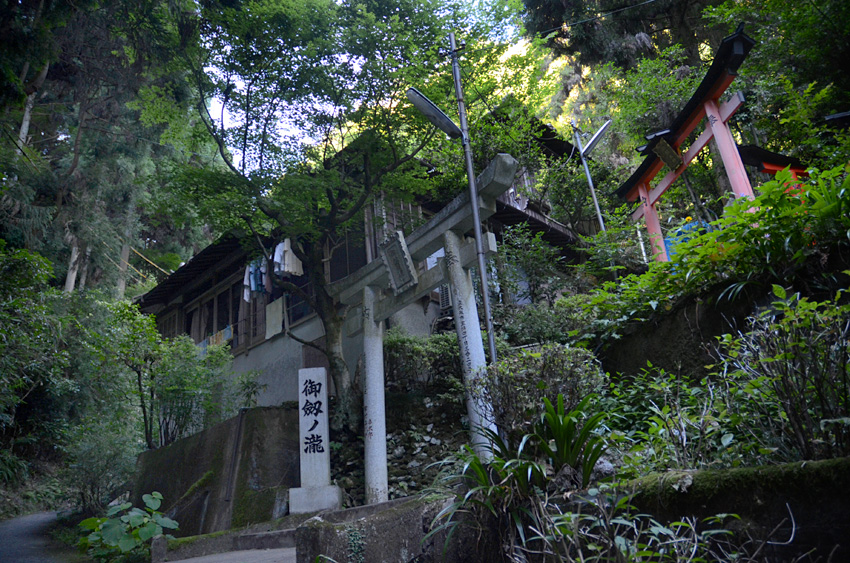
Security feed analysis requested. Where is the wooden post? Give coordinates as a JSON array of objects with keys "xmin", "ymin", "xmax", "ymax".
[
  {"xmin": 638, "ymin": 183, "xmax": 668, "ymax": 262},
  {"xmin": 704, "ymin": 98, "xmax": 754, "ymax": 200}
]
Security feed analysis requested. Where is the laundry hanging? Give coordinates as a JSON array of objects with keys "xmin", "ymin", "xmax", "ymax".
[
  {"xmin": 273, "ymin": 238, "xmax": 303, "ymax": 276},
  {"xmin": 242, "ymin": 259, "xmax": 269, "ymax": 301}
]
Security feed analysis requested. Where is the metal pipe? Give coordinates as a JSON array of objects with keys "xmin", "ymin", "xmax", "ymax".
[
  {"xmin": 449, "ymin": 32, "xmax": 497, "ymax": 366},
  {"xmin": 574, "ymin": 129, "xmax": 607, "ymax": 232}
]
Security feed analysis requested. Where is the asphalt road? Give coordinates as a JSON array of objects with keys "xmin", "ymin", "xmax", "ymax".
[
  {"xmin": 0, "ymin": 512, "xmax": 297, "ymax": 563},
  {"xmin": 0, "ymin": 511, "xmax": 81, "ymax": 563}
]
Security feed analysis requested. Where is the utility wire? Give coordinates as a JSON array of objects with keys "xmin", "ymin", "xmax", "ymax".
[
  {"xmin": 130, "ymin": 246, "xmax": 172, "ymax": 276},
  {"xmin": 534, "ymin": 0, "xmax": 661, "ymax": 39},
  {"xmin": 459, "ymin": 0, "xmax": 662, "ymax": 60}
]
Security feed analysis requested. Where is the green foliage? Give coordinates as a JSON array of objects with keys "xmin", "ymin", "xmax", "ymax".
[
  {"xmin": 706, "ymin": 0, "xmax": 850, "ymax": 97},
  {"xmin": 595, "ymin": 287, "xmax": 850, "ymax": 478},
  {"xmin": 522, "ymin": 0, "xmax": 716, "ymax": 68},
  {"xmin": 431, "ymin": 393, "xmax": 608, "ymax": 559},
  {"xmin": 98, "ymin": 301, "xmax": 248, "ymax": 449},
  {"xmin": 704, "ymin": 1, "xmax": 850, "ymax": 173},
  {"xmin": 62, "ymin": 418, "xmax": 141, "ymax": 514},
  {"xmin": 569, "ymin": 165, "xmax": 850, "ymax": 345},
  {"xmin": 715, "ymin": 287, "xmax": 850, "ymax": 461},
  {"xmin": 383, "ymin": 329, "xmax": 463, "ymax": 393},
  {"xmin": 541, "ymin": 487, "xmax": 742, "ymax": 562},
  {"xmin": 497, "ymin": 222, "xmax": 567, "ymax": 305},
  {"xmin": 585, "ymin": 45, "xmax": 704, "ymax": 155},
  {"xmin": 471, "ymin": 344, "xmax": 606, "ymax": 443},
  {"xmin": 601, "ymin": 366, "xmax": 748, "ymax": 478},
  {"xmin": 0, "ymin": 449, "xmax": 29, "ymax": 487},
  {"xmin": 495, "ymin": 302, "xmax": 576, "ymax": 346},
  {"xmin": 78, "ymin": 491, "xmax": 178, "ymax": 562},
  {"xmin": 573, "ymin": 204, "xmax": 648, "ymax": 280},
  {"xmin": 536, "ymin": 395, "xmax": 607, "ymax": 489},
  {"xmin": 0, "ymin": 242, "xmax": 71, "ymax": 460}
]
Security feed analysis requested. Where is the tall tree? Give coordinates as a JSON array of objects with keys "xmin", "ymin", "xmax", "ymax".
[
  {"xmin": 166, "ymin": 0, "xmax": 463, "ymax": 430},
  {"xmin": 521, "ymin": 0, "xmax": 724, "ymax": 69},
  {"xmin": 1, "ymin": 0, "xmax": 213, "ymax": 295}
]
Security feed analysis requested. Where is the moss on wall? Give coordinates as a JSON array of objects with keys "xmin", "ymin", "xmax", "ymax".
[
  {"xmin": 231, "ymin": 486, "xmax": 280, "ymax": 529},
  {"xmin": 626, "ymin": 457, "xmax": 850, "ymax": 559}
]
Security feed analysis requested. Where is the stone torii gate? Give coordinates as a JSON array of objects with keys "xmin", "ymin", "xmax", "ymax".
[
  {"xmin": 326, "ymin": 153, "xmax": 519, "ymax": 504},
  {"xmin": 615, "ymin": 26, "xmax": 756, "ymax": 261}
]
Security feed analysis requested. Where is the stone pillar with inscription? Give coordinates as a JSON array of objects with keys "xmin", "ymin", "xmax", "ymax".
[
  {"xmin": 362, "ymin": 284, "xmax": 388, "ymax": 504},
  {"xmin": 443, "ymin": 229, "xmax": 496, "ymax": 458},
  {"xmin": 289, "ymin": 367, "xmax": 342, "ymax": 514}
]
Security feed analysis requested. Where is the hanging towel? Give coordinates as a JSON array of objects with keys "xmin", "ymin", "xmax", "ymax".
[
  {"xmin": 272, "ymin": 239, "xmax": 289, "ymax": 276},
  {"xmin": 242, "ymin": 264, "xmax": 251, "ymax": 302},
  {"xmin": 273, "ymin": 238, "xmax": 303, "ymax": 276},
  {"xmin": 284, "ymin": 238, "xmax": 303, "ymax": 276}
]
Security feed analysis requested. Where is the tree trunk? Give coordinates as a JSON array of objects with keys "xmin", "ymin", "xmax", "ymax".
[
  {"xmin": 17, "ymin": 65, "xmax": 49, "ymax": 150},
  {"xmin": 77, "ymin": 244, "xmax": 91, "ymax": 290},
  {"xmin": 324, "ymin": 312, "xmax": 361, "ymax": 431},
  {"xmin": 117, "ymin": 241, "xmax": 131, "ymax": 298},
  {"xmin": 64, "ymin": 237, "xmax": 81, "ymax": 293}
]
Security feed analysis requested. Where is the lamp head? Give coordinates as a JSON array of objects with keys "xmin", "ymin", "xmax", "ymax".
[
  {"xmin": 406, "ymin": 88, "xmax": 462, "ymax": 139},
  {"xmin": 582, "ymin": 119, "xmax": 612, "ymax": 157}
]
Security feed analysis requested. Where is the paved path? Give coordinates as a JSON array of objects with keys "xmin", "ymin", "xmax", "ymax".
[
  {"xmin": 0, "ymin": 511, "xmax": 81, "ymax": 563},
  {"xmin": 170, "ymin": 547, "xmax": 297, "ymax": 563}
]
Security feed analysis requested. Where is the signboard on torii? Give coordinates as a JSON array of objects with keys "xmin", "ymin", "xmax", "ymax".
[{"xmin": 615, "ymin": 26, "xmax": 757, "ymax": 261}]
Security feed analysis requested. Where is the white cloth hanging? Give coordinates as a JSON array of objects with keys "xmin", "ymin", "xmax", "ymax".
[
  {"xmin": 273, "ymin": 238, "xmax": 303, "ymax": 276},
  {"xmin": 242, "ymin": 264, "xmax": 251, "ymax": 302}
]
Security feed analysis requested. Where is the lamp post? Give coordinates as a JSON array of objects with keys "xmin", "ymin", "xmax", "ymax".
[
  {"xmin": 405, "ymin": 32, "xmax": 497, "ymax": 366},
  {"xmin": 574, "ymin": 119, "xmax": 612, "ymax": 232}
]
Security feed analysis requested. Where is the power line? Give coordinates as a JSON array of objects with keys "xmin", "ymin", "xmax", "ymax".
[
  {"xmin": 534, "ymin": 0, "xmax": 661, "ymax": 39},
  {"xmin": 459, "ymin": 0, "xmax": 662, "ymax": 60}
]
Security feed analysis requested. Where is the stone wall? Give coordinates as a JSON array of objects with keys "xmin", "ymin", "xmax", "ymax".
[
  {"xmin": 599, "ymin": 289, "xmax": 756, "ymax": 378},
  {"xmin": 628, "ymin": 457, "xmax": 850, "ymax": 560},
  {"xmin": 131, "ymin": 405, "xmax": 300, "ymax": 536}
]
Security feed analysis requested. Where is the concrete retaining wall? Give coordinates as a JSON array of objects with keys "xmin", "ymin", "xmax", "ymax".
[{"xmin": 132, "ymin": 405, "xmax": 300, "ymax": 537}]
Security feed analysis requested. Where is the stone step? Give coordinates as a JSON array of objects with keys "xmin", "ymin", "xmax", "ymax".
[
  {"xmin": 152, "ymin": 528, "xmax": 296, "ymax": 562},
  {"xmin": 234, "ymin": 529, "xmax": 295, "ymax": 550}
]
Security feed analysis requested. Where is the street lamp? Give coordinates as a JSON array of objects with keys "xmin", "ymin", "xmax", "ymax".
[
  {"xmin": 406, "ymin": 87, "xmax": 461, "ymax": 139},
  {"xmin": 574, "ymin": 119, "xmax": 612, "ymax": 232},
  {"xmin": 405, "ymin": 32, "xmax": 498, "ymax": 366}
]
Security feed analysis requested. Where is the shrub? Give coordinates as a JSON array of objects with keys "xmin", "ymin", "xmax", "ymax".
[
  {"xmin": 431, "ymin": 393, "xmax": 608, "ymax": 560},
  {"xmin": 470, "ymin": 344, "xmax": 606, "ymax": 444},
  {"xmin": 715, "ymin": 285, "xmax": 850, "ymax": 461},
  {"xmin": 78, "ymin": 491, "xmax": 178, "ymax": 562},
  {"xmin": 494, "ymin": 303, "xmax": 575, "ymax": 346},
  {"xmin": 601, "ymin": 366, "xmax": 746, "ymax": 478},
  {"xmin": 383, "ymin": 329, "xmax": 462, "ymax": 392},
  {"xmin": 0, "ymin": 449, "xmax": 28, "ymax": 487},
  {"xmin": 63, "ymin": 417, "xmax": 140, "ymax": 514}
]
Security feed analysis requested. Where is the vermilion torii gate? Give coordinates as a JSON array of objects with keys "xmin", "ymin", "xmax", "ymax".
[{"xmin": 615, "ymin": 26, "xmax": 756, "ymax": 261}]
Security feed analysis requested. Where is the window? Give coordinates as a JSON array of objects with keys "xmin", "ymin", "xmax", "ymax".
[
  {"xmin": 157, "ymin": 312, "xmax": 178, "ymax": 339},
  {"xmin": 286, "ymin": 275, "xmax": 313, "ymax": 325},
  {"xmin": 329, "ymin": 229, "xmax": 367, "ymax": 283}
]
